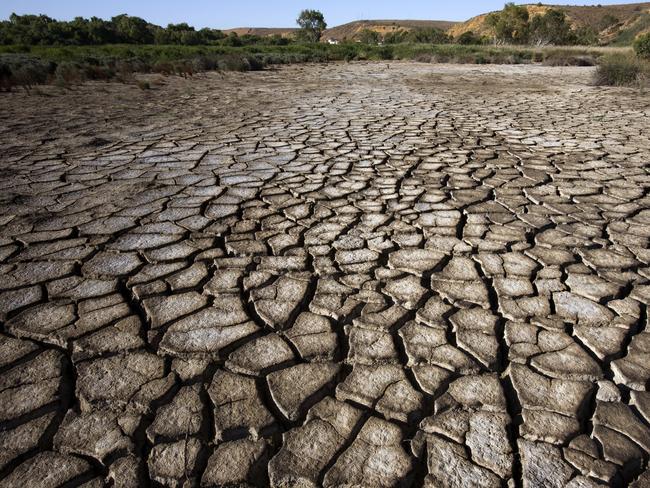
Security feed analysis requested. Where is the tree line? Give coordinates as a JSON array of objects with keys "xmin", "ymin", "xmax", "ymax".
[
  {"xmin": 357, "ymin": 5, "xmax": 600, "ymax": 46},
  {"xmin": 1, "ymin": 6, "xmax": 602, "ymax": 48},
  {"xmin": 0, "ymin": 13, "xmax": 292, "ymax": 46},
  {"xmin": 486, "ymin": 4, "xmax": 598, "ymax": 45}
]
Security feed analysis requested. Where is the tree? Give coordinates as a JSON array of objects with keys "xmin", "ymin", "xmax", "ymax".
[
  {"xmin": 456, "ymin": 31, "xmax": 484, "ymax": 45},
  {"xmin": 572, "ymin": 26, "xmax": 598, "ymax": 46},
  {"xmin": 383, "ymin": 30, "xmax": 407, "ymax": 44},
  {"xmin": 599, "ymin": 14, "xmax": 619, "ymax": 31},
  {"xmin": 87, "ymin": 17, "xmax": 115, "ymax": 44},
  {"xmin": 406, "ymin": 27, "xmax": 449, "ymax": 44},
  {"xmin": 267, "ymin": 34, "xmax": 289, "ymax": 45},
  {"xmin": 486, "ymin": 3, "xmax": 530, "ymax": 44},
  {"xmin": 0, "ymin": 12, "xmax": 270, "ymax": 47},
  {"xmin": 111, "ymin": 14, "xmax": 154, "ymax": 44},
  {"xmin": 7, "ymin": 13, "xmax": 58, "ymax": 44},
  {"xmin": 222, "ymin": 32, "xmax": 242, "ymax": 47},
  {"xmin": 359, "ymin": 29, "xmax": 380, "ymax": 44},
  {"xmin": 634, "ymin": 32, "xmax": 650, "ymax": 59},
  {"xmin": 529, "ymin": 9, "xmax": 573, "ymax": 45},
  {"xmin": 296, "ymin": 9, "xmax": 326, "ymax": 43},
  {"xmin": 198, "ymin": 28, "xmax": 225, "ymax": 44}
]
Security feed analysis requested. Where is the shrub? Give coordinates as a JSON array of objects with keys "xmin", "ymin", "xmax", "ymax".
[
  {"xmin": 218, "ymin": 54, "xmax": 251, "ymax": 72},
  {"xmin": 192, "ymin": 55, "xmax": 218, "ymax": 71},
  {"xmin": 456, "ymin": 31, "xmax": 484, "ymax": 45},
  {"xmin": 0, "ymin": 55, "xmax": 53, "ymax": 90},
  {"xmin": 543, "ymin": 51, "xmax": 596, "ymax": 66},
  {"xmin": 246, "ymin": 56, "xmax": 266, "ymax": 71},
  {"xmin": 151, "ymin": 61, "xmax": 174, "ymax": 75},
  {"xmin": 594, "ymin": 53, "xmax": 648, "ymax": 86},
  {"xmin": 83, "ymin": 63, "xmax": 114, "ymax": 80},
  {"xmin": 173, "ymin": 60, "xmax": 194, "ymax": 77},
  {"xmin": 474, "ymin": 53, "xmax": 489, "ymax": 64},
  {"xmin": 55, "ymin": 61, "xmax": 86, "ymax": 86},
  {"xmin": 634, "ymin": 33, "xmax": 650, "ymax": 59},
  {"xmin": 370, "ymin": 46, "xmax": 393, "ymax": 61},
  {"xmin": 0, "ymin": 62, "xmax": 12, "ymax": 91}
]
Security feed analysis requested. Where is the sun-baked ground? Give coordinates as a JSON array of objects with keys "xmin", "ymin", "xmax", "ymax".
[{"xmin": 0, "ymin": 62, "xmax": 649, "ymax": 487}]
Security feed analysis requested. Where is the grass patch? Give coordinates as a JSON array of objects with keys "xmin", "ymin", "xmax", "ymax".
[
  {"xmin": 594, "ymin": 53, "xmax": 650, "ymax": 87},
  {"xmin": 542, "ymin": 50, "xmax": 597, "ymax": 66}
]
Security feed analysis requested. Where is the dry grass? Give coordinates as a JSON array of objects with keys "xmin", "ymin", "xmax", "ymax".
[{"xmin": 594, "ymin": 52, "xmax": 650, "ymax": 86}]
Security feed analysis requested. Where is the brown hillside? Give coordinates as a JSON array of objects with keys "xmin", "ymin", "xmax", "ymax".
[
  {"xmin": 222, "ymin": 3, "xmax": 650, "ymax": 44},
  {"xmin": 223, "ymin": 20, "xmax": 458, "ymax": 42},
  {"xmin": 448, "ymin": 2, "xmax": 650, "ymax": 44},
  {"xmin": 323, "ymin": 20, "xmax": 458, "ymax": 41},
  {"xmin": 557, "ymin": 2, "xmax": 650, "ymax": 29},
  {"xmin": 223, "ymin": 27, "xmax": 298, "ymax": 37}
]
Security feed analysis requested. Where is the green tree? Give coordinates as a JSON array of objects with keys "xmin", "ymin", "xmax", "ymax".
[
  {"xmin": 267, "ymin": 33, "xmax": 289, "ymax": 45},
  {"xmin": 198, "ymin": 28, "xmax": 225, "ymax": 44},
  {"xmin": 529, "ymin": 9, "xmax": 573, "ymax": 45},
  {"xmin": 599, "ymin": 14, "xmax": 619, "ymax": 31},
  {"xmin": 456, "ymin": 31, "xmax": 484, "ymax": 45},
  {"xmin": 406, "ymin": 27, "xmax": 449, "ymax": 44},
  {"xmin": 296, "ymin": 9, "xmax": 326, "ymax": 43},
  {"xmin": 634, "ymin": 32, "xmax": 650, "ymax": 59},
  {"xmin": 358, "ymin": 29, "xmax": 380, "ymax": 44},
  {"xmin": 111, "ymin": 14, "xmax": 154, "ymax": 43},
  {"xmin": 0, "ymin": 12, "xmax": 250, "ymax": 47},
  {"xmin": 87, "ymin": 17, "xmax": 115, "ymax": 44},
  {"xmin": 572, "ymin": 26, "xmax": 598, "ymax": 45},
  {"xmin": 222, "ymin": 32, "xmax": 242, "ymax": 47},
  {"xmin": 383, "ymin": 30, "xmax": 407, "ymax": 44},
  {"xmin": 486, "ymin": 3, "xmax": 530, "ymax": 44},
  {"xmin": 8, "ymin": 13, "xmax": 57, "ymax": 44}
]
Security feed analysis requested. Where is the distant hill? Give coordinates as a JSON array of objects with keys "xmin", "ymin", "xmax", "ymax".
[
  {"xmin": 322, "ymin": 20, "xmax": 458, "ymax": 41},
  {"xmin": 224, "ymin": 3, "xmax": 650, "ymax": 45},
  {"xmin": 223, "ymin": 27, "xmax": 298, "ymax": 37},
  {"xmin": 224, "ymin": 20, "xmax": 457, "ymax": 41},
  {"xmin": 448, "ymin": 2, "xmax": 650, "ymax": 44}
]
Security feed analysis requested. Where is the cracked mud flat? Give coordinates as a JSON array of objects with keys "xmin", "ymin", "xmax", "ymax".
[{"xmin": 0, "ymin": 61, "xmax": 649, "ymax": 487}]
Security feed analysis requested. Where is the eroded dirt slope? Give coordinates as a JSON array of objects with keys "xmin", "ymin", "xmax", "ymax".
[{"xmin": 0, "ymin": 63, "xmax": 649, "ymax": 487}]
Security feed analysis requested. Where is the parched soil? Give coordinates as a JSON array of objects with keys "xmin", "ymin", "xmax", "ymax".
[{"xmin": 0, "ymin": 62, "xmax": 649, "ymax": 487}]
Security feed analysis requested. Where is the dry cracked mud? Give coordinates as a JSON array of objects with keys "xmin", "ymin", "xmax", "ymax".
[{"xmin": 0, "ymin": 62, "xmax": 649, "ymax": 487}]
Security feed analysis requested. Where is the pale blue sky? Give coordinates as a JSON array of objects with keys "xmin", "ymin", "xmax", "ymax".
[{"xmin": 0, "ymin": 1, "xmax": 640, "ymax": 29}]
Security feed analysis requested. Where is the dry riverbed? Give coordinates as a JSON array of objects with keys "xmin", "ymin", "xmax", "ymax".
[{"xmin": 0, "ymin": 62, "xmax": 649, "ymax": 487}]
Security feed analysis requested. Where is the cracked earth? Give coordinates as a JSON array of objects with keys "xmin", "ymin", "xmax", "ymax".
[{"xmin": 0, "ymin": 62, "xmax": 649, "ymax": 487}]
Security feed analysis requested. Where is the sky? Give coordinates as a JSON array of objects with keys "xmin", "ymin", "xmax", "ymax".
[{"xmin": 0, "ymin": 1, "xmax": 641, "ymax": 29}]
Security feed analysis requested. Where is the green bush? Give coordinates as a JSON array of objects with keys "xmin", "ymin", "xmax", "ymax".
[
  {"xmin": 634, "ymin": 32, "xmax": 650, "ymax": 59},
  {"xmin": 456, "ymin": 31, "xmax": 484, "ymax": 45},
  {"xmin": 0, "ymin": 62, "xmax": 12, "ymax": 91},
  {"xmin": 219, "ymin": 54, "xmax": 250, "ymax": 71},
  {"xmin": 0, "ymin": 54, "xmax": 53, "ymax": 90},
  {"xmin": 83, "ymin": 64, "xmax": 115, "ymax": 80},
  {"xmin": 594, "ymin": 53, "xmax": 648, "ymax": 86}
]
